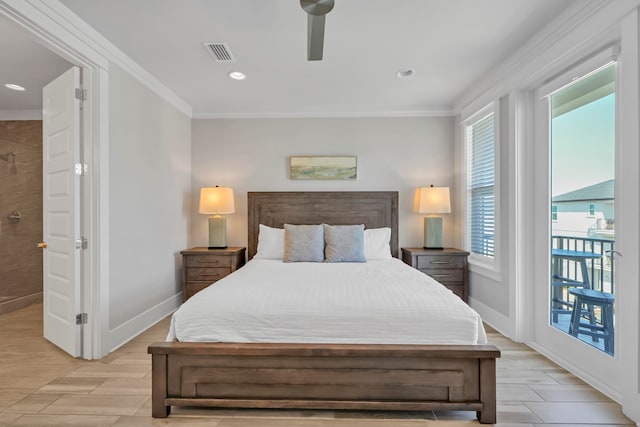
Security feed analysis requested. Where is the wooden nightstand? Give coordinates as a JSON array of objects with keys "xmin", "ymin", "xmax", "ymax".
[
  {"xmin": 180, "ymin": 247, "xmax": 246, "ymax": 302},
  {"xmin": 401, "ymin": 248, "xmax": 470, "ymax": 302}
]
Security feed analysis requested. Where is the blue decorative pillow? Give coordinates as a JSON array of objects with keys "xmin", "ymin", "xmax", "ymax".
[
  {"xmin": 283, "ymin": 224, "xmax": 324, "ymax": 262},
  {"xmin": 323, "ymin": 224, "xmax": 366, "ymax": 263}
]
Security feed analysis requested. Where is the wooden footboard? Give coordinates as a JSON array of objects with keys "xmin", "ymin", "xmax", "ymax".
[{"xmin": 148, "ymin": 342, "xmax": 500, "ymax": 423}]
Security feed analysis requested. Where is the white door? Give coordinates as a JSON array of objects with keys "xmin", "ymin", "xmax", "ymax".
[
  {"xmin": 532, "ymin": 51, "xmax": 620, "ymax": 393},
  {"xmin": 42, "ymin": 67, "xmax": 82, "ymax": 357}
]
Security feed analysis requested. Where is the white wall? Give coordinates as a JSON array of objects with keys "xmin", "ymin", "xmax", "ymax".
[
  {"xmin": 0, "ymin": 110, "xmax": 42, "ymax": 120},
  {"xmin": 191, "ymin": 117, "xmax": 455, "ymax": 251},
  {"xmin": 455, "ymin": 1, "xmax": 640, "ymax": 421},
  {"xmin": 106, "ymin": 63, "xmax": 191, "ymax": 351}
]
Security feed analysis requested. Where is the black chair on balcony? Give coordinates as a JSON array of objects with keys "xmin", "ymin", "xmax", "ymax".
[
  {"xmin": 568, "ymin": 287, "xmax": 614, "ymax": 354},
  {"xmin": 551, "ymin": 248, "xmax": 602, "ymax": 323}
]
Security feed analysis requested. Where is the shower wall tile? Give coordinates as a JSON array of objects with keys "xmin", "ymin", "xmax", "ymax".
[{"xmin": 0, "ymin": 121, "xmax": 43, "ymax": 314}]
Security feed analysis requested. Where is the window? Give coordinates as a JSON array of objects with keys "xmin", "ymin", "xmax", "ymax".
[
  {"xmin": 466, "ymin": 110, "xmax": 495, "ymax": 258},
  {"xmin": 542, "ymin": 56, "xmax": 616, "ymax": 356},
  {"xmin": 551, "ymin": 205, "xmax": 558, "ymax": 221}
]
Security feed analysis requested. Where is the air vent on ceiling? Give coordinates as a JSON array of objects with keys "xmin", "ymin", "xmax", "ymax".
[{"xmin": 203, "ymin": 42, "xmax": 235, "ymax": 62}]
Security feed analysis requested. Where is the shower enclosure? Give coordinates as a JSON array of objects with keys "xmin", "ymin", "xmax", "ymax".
[{"xmin": 0, "ymin": 120, "xmax": 43, "ymax": 314}]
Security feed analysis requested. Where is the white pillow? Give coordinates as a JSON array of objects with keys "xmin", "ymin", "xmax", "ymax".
[
  {"xmin": 364, "ymin": 227, "xmax": 392, "ymax": 260},
  {"xmin": 254, "ymin": 224, "xmax": 285, "ymax": 259}
]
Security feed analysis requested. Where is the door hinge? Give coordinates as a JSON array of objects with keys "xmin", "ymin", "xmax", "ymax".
[
  {"xmin": 75, "ymin": 163, "xmax": 87, "ymax": 176},
  {"xmin": 75, "ymin": 313, "xmax": 88, "ymax": 325},
  {"xmin": 74, "ymin": 88, "xmax": 87, "ymax": 101},
  {"xmin": 75, "ymin": 237, "xmax": 88, "ymax": 250}
]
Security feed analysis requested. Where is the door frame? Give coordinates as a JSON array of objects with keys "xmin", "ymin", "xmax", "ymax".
[
  {"xmin": 617, "ymin": 9, "xmax": 640, "ymax": 421},
  {"xmin": 529, "ymin": 47, "xmax": 622, "ymax": 400},
  {"xmin": 0, "ymin": 0, "xmax": 109, "ymax": 359}
]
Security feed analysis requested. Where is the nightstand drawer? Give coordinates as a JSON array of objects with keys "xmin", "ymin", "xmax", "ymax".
[
  {"xmin": 416, "ymin": 256, "xmax": 465, "ymax": 269},
  {"xmin": 181, "ymin": 247, "xmax": 246, "ymax": 302},
  {"xmin": 402, "ymin": 247, "xmax": 469, "ymax": 303},
  {"xmin": 420, "ymin": 268, "xmax": 464, "ymax": 283},
  {"xmin": 186, "ymin": 267, "xmax": 231, "ymax": 282},
  {"xmin": 185, "ymin": 255, "xmax": 232, "ymax": 268}
]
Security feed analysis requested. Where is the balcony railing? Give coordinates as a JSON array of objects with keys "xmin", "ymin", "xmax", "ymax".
[
  {"xmin": 550, "ymin": 235, "xmax": 615, "ymax": 355},
  {"xmin": 551, "ymin": 235, "xmax": 615, "ymax": 294}
]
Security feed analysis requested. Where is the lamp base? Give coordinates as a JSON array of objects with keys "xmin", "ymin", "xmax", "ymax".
[
  {"xmin": 424, "ymin": 216, "xmax": 444, "ymax": 249},
  {"xmin": 423, "ymin": 246, "xmax": 444, "ymax": 250},
  {"xmin": 208, "ymin": 246, "xmax": 227, "ymax": 250},
  {"xmin": 208, "ymin": 216, "xmax": 227, "ymax": 249}
]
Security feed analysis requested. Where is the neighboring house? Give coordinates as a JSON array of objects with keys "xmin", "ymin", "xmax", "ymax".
[{"xmin": 552, "ymin": 179, "xmax": 614, "ymax": 240}]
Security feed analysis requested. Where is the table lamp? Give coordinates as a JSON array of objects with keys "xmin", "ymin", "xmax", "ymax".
[
  {"xmin": 417, "ymin": 185, "xmax": 451, "ymax": 249},
  {"xmin": 199, "ymin": 186, "xmax": 235, "ymax": 249}
]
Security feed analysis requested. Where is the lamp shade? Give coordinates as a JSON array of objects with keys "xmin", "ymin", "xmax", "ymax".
[
  {"xmin": 199, "ymin": 186, "xmax": 235, "ymax": 214},
  {"xmin": 417, "ymin": 186, "xmax": 451, "ymax": 214}
]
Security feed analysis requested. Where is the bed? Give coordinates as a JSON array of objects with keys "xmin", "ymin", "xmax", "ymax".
[{"xmin": 148, "ymin": 191, "xmax": 500, "ymax": 423}]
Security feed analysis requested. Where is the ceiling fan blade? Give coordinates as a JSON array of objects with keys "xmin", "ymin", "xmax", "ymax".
[{"xmin": 307, "ymin": 14, "xmax": 326, "ymax": 61}]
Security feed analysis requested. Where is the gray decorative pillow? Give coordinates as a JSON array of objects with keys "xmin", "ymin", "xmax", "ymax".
[
  {"xmin": 283, "ymin": 224, "xmax": 324, "ymax": 262},
  {"xmin": 323, "ymin": 224, "xmax": 366, "ymax": 263}
]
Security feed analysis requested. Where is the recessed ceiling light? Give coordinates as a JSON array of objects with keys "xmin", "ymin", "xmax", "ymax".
[
  {"xmin": 4, "ymin": 83, "xmax": 26, "ymax": 91},
  {"xmin": 228, "ymin": 71, "xmax": 246, "ymax": 80},
  {"xmin": 396, "ymin": 68, "xmax": 416, "ymax": 79}
]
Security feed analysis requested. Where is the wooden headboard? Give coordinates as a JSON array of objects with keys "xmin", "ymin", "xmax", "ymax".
[{"xmin": 247, "ymin": 191, "xmax": 399, "ymax": 260}]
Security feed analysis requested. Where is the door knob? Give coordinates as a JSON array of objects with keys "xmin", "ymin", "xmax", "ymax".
[{"xmin": 37, "ymin": 242, "xmax": 47, "ymax": 249}]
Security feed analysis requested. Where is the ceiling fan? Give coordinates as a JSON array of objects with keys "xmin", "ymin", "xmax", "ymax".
[{"xmin": 300, "ymin": 0, "xmax": 335, "ymax": 61}]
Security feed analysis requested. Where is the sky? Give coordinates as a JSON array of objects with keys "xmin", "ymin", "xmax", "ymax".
[{"xmin": 551, "ymin": 93, "xmax": 615, "ymax": 197}]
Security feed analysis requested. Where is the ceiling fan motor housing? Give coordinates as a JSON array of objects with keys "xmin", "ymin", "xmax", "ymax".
[{"xmin": 300, "ymin": 0, "xmax": 335, "ymax": 16}]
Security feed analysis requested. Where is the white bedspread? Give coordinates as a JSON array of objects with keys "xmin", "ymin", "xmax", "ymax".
[{"xmin": 169, "ymin": 258, "xmax": 487, "ymax": 345}]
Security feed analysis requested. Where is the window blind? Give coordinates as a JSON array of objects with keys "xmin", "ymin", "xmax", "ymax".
[{"xmin": 468, "ymin": 112, "xmax": 495, "ymax": 257}]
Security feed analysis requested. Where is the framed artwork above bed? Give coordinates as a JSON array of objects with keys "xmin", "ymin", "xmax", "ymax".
[{"xmin": 289, "ymin": 156, "xmax": 357, "ymax": 180}]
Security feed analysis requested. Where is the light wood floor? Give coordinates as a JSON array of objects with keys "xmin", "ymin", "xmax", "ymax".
[{"xmin": 0, "ymin": 303, "xmax": 633, "ymax": 426}]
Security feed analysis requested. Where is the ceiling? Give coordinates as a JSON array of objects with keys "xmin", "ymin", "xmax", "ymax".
[
  {"xmin": 0, "ymin": 14, "xmax": 72, "ymax": 112},
  {"xmin": 2, "ymin": 0, "xmax": 576, "ymax": 117}
]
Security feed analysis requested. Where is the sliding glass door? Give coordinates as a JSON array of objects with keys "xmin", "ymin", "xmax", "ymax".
[
  {"xmin": 533, "ymin": 52, "xmax": 620, "ymax": 391},
  {"xmin": 549, "ymin": 64, "xmax": 616, "ymax": 355}
]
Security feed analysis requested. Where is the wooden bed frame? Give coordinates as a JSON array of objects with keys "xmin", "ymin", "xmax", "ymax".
[{"xmin": 149, "ymin": 191, "xmax": 500, "ymax": 423}]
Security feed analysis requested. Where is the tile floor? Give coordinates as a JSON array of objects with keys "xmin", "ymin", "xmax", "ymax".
[{"xmin": 0, "ymin": 303, "xmax": 634, "ymax": 426}]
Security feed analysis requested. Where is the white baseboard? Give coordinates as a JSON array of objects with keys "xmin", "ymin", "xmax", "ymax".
[
  {"xmin": 0, "ymin": 110, "xmax": 42, "ymax": 120},
  {"xmin": 469, "ymin": 296, "xmax": 515, "ymax": 340},
  {"xmin": 105, "ymin": 292, "xmax": 181, "ymax": 356},
  {"xmin": 470, "ymin": 296, "xmax": 632, "ymax": 419},
  {"xmin": 527, "ymin": 341, "xmax": 622, "ymax": 404}
]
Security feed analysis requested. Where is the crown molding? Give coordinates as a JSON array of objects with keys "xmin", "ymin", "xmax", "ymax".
[
  {"xmin": 454, "ymin": 0, "xmax": 638, "ymax": 115},
  {"xmin": 0, "ymin": 0, "xmax": 108, "ymax": 69},
  {"xmin": 192, "ymin": 109, "xmax": 454, "ymax": 119},
  {"xmin": 0, "ymin": 0, "xmax": 192, "ymax": 118}
]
